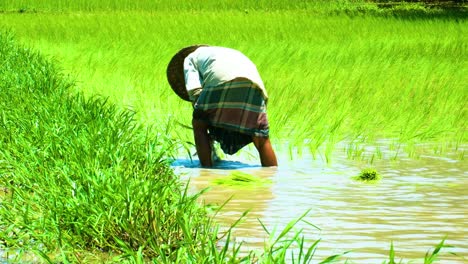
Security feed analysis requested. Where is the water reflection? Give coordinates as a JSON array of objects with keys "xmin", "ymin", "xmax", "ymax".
[
  {"xmin": 173, "ymin": 158, "xmax": 277, "ymax": 247},
  {"xmin": 172, "ymin": 145, "xmax": 467, "ymax": 263}
]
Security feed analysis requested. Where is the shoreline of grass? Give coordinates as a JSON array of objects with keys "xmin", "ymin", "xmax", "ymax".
[{"xmin": 0, "ymin": 31, "xmax": 189, "ymax": 261}]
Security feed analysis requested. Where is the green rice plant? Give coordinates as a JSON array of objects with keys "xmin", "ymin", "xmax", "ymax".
[
  {"xmin": 212, "ymin": 171, "xmax": 273, "ymax": 188},
  {"xmin": 383, "ymin": 242, "xmax": 403, "ymax": 264},
  {"xmin": 1, "ymin": 0, "xmax": 465, "ymax": 16},
  {"xmin": 0, "ymin": 0, "xmax": 379, "ymax": 13},
  {"xmin": 352, "ymin": 168, "xmax": 382, "ymax": 182},
  {"xmin": 0, "ymin": 31, "xmax": 355, "ymax": 264},
  {"xmin": 0, "ymin": 2, "xmax": 465, "ymax": 161},
  {"xmin": 254, "ymin": 210, "xmax": 344, "ymax": 264},
  {"xmin": 381, "ymin": 239, "xmax": 458, "ymax": 264},
  {"xmin": 422, "ymin": 239, "xmax": 452, "ymax": 264}
]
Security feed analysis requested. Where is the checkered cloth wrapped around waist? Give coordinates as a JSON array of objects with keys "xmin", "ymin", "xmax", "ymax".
[{"xmin": 193, "ymin": 77, "xmax": 270, "ymax": 155}]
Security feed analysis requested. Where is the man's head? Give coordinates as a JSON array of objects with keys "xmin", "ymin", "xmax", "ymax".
[{"xmin": 166, "ymin": 45, "xmax": 208, "ymax": 101}]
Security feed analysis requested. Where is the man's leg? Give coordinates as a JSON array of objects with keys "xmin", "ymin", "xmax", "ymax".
[
  {"xmin": 192, "ymin": 119, "xmax": 213, "ymax": 167},
  {"xmin": 252, "ymin": 136, "xmax": 278, "ymax": 167}
]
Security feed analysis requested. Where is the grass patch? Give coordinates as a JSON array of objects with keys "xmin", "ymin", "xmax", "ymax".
[{"xmin": 0, "ymin": 30, "xmax": 202, "ymax": 261}]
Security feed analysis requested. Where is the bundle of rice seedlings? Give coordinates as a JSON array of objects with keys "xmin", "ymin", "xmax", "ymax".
[
  {"xmin": 212, "ymin": 170, "xmax": 272, "ymax": 188},
  {"xmin": 353, "ymin": 168, "xmax": 382, "ymax": 182}
]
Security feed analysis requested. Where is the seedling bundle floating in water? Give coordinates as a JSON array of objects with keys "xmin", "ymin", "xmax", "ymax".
[
  {"xmin": 352, "ymin": 168, "xmax": 382, "ymax": 182},
  {"xmin": 212, "ymin": 170, "xmax": 272, "ymax": 188}
]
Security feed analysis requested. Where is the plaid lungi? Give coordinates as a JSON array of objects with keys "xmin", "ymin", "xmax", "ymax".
[{"xmin": 193, "ymin": 77, "xmax": 270, "ymax": 155}]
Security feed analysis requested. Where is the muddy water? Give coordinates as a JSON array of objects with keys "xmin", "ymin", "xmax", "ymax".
[{"xmin": 172, "ymin": 145, "xmax": 468, "ymax": 263}]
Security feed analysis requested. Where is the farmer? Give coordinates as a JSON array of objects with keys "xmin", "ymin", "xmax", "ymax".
[{"xmin": 167, "ymin": 45, "xmax": 278, "ymax": 167}]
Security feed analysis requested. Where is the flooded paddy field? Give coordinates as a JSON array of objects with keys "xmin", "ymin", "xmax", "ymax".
[
  {"xmin": 1, "ymin": 1, "xmax": 466, "ymax": 262},
  {"xmin": 173, "ymin": 142, "xmax": 467, "ymax": 263}
]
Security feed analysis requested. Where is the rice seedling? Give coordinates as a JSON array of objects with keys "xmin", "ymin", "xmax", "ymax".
[
  {"xmin": 381, "ymin": 239, "xmax": 459, "ymax": 264},
  {"xmin": 212, "ymin": 171, "xmax": 273, "ymax": 188},
  {"xmin": 255, "ymin": 210, "xmax": 346, "ymax": 264},
  {"xmin": 353, "ymin": 168, "xmax": 382, "ymax": 182}
]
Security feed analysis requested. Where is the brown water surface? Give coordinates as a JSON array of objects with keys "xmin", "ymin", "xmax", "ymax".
[{"xmin": 172, "ymin": 144, "xmax": 468, "ymax": 263}]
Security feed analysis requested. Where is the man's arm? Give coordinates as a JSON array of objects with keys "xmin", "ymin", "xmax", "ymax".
[{"xmin": 192, "ymin": 119, "xmax": 213, "ymax": 167}]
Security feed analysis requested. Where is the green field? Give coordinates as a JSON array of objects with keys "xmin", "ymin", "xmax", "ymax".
[
  {"xmin": 1, "ymin": 0, "xmax": 467, "ymax": 262},
  {"xmin": 1, "ymin": 0, "xmax": 466, "ymax": 160},
  {"xmin": 0, "ymin": 30, "xmax": 334, "ymax": 264}
]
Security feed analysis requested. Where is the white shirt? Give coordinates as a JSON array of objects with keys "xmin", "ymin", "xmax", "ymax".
[{"xmin": 183, "ymin": 46, "xmax": 267, "ymax": 101}]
